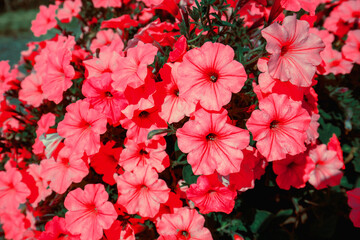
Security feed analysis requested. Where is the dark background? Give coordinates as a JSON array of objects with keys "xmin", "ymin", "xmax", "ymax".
[{"xmin": 0, "ymin": 0, "xmax": 49, "ymax": 65}]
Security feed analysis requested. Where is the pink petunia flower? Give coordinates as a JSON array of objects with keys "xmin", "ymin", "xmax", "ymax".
[
  {"xmin": 57, "ymin": 0, "xmax": 82, "ymax": 23},
  {"xmin": 31, "ymin": 5, "xmax": 58, "ymax": 37},
  {"xmin": 176, "ymin": 108, "xmax": 249, "ymax": 175},
  {"xmin": 0, "ymin": 163, "xmax": 31, "ymax": 212},
  {"xmin": 92, "ymin": 0, "xmax": 122, "ymax": 8},
  {"xmin": 347, "ymin": 188, "xmax": 360, "ymax": 228},
  {"xmin": 320, "ymin": 47, "xmax": 353, "ymax": 75},
  {"xmin": 40, "ymin": 40, "xmax": 76, "ymax": 104},
  {"xmin": 64, "ymin": 184, "xmax": 118, "ymax": 240},
  {"xmin": 119, "ymin": 136, "xmax": 169, "ymax": 173},
  {"xmin": 246, "ymin": 93, "xmax": 311, "ymax": 161},
  {"xmin": 18, "ymin": 73, "xmax": 44, "ymax": 107},
  {"xmin": 41, "ymin": 146, "xmax": 89, "ymax": 194},
  {"xmin": 90, "ymin": 29, "xmax": 124, "ymax": 53},
  {"xmin": 156, "ymin": 207, "xmax": 213, "ymax": 240},
  {"xmin": 115, "ymin": 166, "xmax": 170, "ymax": 218},
  {"xmin": 26, "ymin": 164, "xmax": 52, "ymax": 207},
  {"xmin": 186, "ymin": 173, "xmax": 237, "ymax": 214},
  {"xmin": 261, "ymin": 15, "xmax": 325, "ymax": 87},
  {"xmin": 112, "ymin": 41, "xmax": 158, "ymax": 91},
  {"xmin": 342, "ymin": 30, "xmax": 360, "ymax": 65},
  {"xmin": 177, "ymin": 41, "xmax": 247, "ymax": 111},
  {"xmin": 83, "ymin": 50, "xmax": 121, "ymax": 78},
  {"xmin": 280, "ymin": 0, "xmax": 320, "ymax": 15},
  {"xmin": 273, "ymin": 152, "xmax": 315, "ymax": 190},
  {"xmin": 82, "ymin": 73, "xmax": 128, "ymax": 125},
  {"xmin": 57, "ymin": 100, "xmax": 108, "ymax": 156},
  {"xmin": 308, "ymin": 144, "xmax": 344, "ymax": 189},
  {"xmin": 156, "ymin": 63, "xmax": 196, "ymax": 124}
]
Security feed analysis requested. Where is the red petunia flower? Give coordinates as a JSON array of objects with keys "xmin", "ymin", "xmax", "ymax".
[
  {"xmin": 186, "ymin": 173, "xmax": 237, "ymax": 214},
  {"xmin": 19, "ymin": 73, "xmax": 44, "ymax": 107},
  {"xmin": 31, "ymin": 5, "xmax": 58, "ymax": 37},
  {"xmin": 177, "ymin": 41, "xmax": 247, "ymax": 111},
  {"xmin": 347, "ymin": 188, "xmax": 360, "ymax": 228},
  {"xmin": 39, "ymin": 216, "xmax": 80, "ymax": 240}
]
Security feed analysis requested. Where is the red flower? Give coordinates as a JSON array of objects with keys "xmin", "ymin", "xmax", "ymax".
[
  {"xmin": 347, "ymin": 188, "xmax": 360, "ymax": 228},
  {"xmin": 64, "ymin": 184, "xmax": 118, "ymax": 240},
  {"xmin": 39, "ymin": 216, "xmax": 80, "ymax": 240},
  {"xmin": 178, "ymin": 42, "xmax": 247, "ymax": 111},
  {"xmin": 31, "ymin": 5, "xmax": 58, "ymax": 37},
  {"xmin": 186, "ymin": 173, "xmax": 237, "ymax": 214}
]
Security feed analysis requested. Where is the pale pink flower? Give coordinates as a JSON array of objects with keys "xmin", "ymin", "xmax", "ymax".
[{"xmin": 261, "ymin": 15, "xmax": 325, "ymax": 87}]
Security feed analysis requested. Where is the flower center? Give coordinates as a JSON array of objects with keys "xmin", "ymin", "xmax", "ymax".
[
  {"xmin": 138, "ymin": 111, "xmax": 149, "ymax": 118},
  {"xmin": 281, "ymin": 44, "xmax": 290, "ymax": 56},
  {"xmin": 270, "ymin": 120, "xmax": 280, "ymax": 129},
  {"xmin": 139, "ymin": 149, "xmax": 148, "ymax": 155},
  {"xmin": 174, "ymin": 88, "xmax": 180, "ymax": 96},
  {"xmin": 105, "ymin": 91, "xmax": 113, "ymax": 97},
  {"xmin": 206, "ymin": 133, "xmax": 217, "ymax": 141},
  {"xmin": 209, "ymin": 72, "xmax": 219, "ymax": 83}
]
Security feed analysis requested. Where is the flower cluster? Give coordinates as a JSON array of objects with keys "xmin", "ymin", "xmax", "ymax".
[{"xmin": 0, "ymin": 0, "xmax": 359, "ymax": 239}]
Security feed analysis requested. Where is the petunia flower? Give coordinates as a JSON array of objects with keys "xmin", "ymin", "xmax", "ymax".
[
  {"xmin": 92, "ymin": 0, "xmax": 122, "ymax": 8},
  {"xmin": 57, "ymin": 0, "xmax": 82, "ymax": 23},
  {"xmin": 112, "ymin": 41, "xmax": 158, "ymax": 91},
  {"xmin": 156, "ymin": 207, "xmax": 213, "ymax": 240},
  {"xmin": 347, "ymin": 188, "xmax": 360, "ymax": 228},
  {"xmin": 308, "ymin": 144, "xmax": 344, "ymax": 189},
  {"xmin": 57, "ymin": 100, "xmax": 108, "ymax": 156},
  {"xmin": 0, "ymin": 163, "xmax": 31, "ymax": 212},
  {"xmin": 177, "ymin": 41, "xmax": 247, "ymax": 111},
  {"xmin": 41, "ymin": 146, "xmax": 89, "ymax": 194},
  {"xmin": 90, "ymin": 141, "xmax": 123, "ymax": 185},
  {"xmin": 31, "ymin": 4, "xmax": 58, "ymax": 37},
  {"xmin": 90, "ymin": 29, "xmax": 124, "ymax": 53},
  {"xmin": 246, "ymin": 93, "xmax": 311, "ymax": 161},
  {"xmin": 261, "ymin": 14, "xmax": 325, "ymax": 87},
  {"xmin": 64, "ymin": 184, "xmax": 118, "ymax": 240},
  {"xmin": 83, "ymin": 50, "xmax": 121, "ymax": 78},
  {"xmin": 273, "ymin": 152, "xmax": 315, "ymax": 190},
  {"xmin": 19, "ymin": 73, "xmax": 44, "ymax": 107},
  {"xmin": 156, "ymin": 63, "xmax": 196, "ymax": 124},
  {"xmin": 176, "ymin": 108, "xmax": 249, "ymax": 175},
  {"xmin": 26, "ymin": 164, "xmax": 52, "ymax": 207},
  {"xmin": 119, "ymin": 136, "xmax": 169, "ymax": 173},
  {"xmin": 342, "ymin": 30, "xmax": 360, "ymax": 65},
  {"xmin": 39, "ymin": 216, "xmax": 80, "ymax": 240},
  {"xmin": 186, "ymin": 173, "xmax": 237, "ymax": 214},
  {"xmin": 82, "ymin": 73, "xmax": 128, "ymax": 125},
  {"xmin": 280, "ymin": 0, "xmax": 320, "ymax": 15},
  {"xmin": 115, "ymin": 166, "xmax": 170, "ymax": 218}
]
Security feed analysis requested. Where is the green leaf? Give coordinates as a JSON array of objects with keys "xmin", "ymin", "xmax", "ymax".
[
  {"xmin": 250, "ymin": 210, "xmax": 272, "ymax": 233},
  {"xmin": 182, "ymin": 164, "xmax": 199, "ymax": 184},
  {"xmin": 147, "ymin": 128, "xmax": 173, "ymax": 140}
]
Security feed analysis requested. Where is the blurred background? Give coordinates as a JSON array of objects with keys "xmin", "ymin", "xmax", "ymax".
[{"xmin": 0, "ymin": 0, "xmax": 49, "ymax": 65}]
